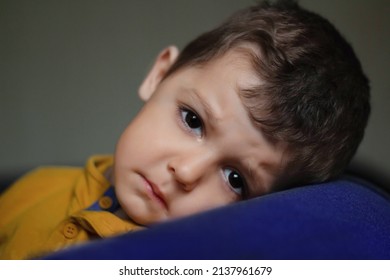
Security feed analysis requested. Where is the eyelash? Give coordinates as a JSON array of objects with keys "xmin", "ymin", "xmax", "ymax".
[{"xmin": 177, "ymin": 105, "xmax": 248, "ymax": 199}]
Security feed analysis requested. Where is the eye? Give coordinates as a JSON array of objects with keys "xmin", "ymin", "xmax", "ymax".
[
  {"xmin": 180, "ymin": 107, "xmax": 203, "ymax": 137},
  {"xmin": 223, "ymin": 168, "xmax": 247, "ymax": 196}
]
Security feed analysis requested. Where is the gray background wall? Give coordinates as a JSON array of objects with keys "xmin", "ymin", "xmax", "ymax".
[{"xmin": 1, "ymin": 0, "xmax": 389, "ymax": 182}]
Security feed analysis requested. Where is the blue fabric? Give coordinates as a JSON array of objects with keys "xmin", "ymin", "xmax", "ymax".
[{"xmin": 45, "ymin": 177, "xmax": 390, "ymax": 259}]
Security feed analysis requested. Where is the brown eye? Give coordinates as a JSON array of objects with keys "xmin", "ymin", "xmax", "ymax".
[
  {"xmin": 223, "ymin": 168, "xmax": 246, "ymax": 196},
  {"xmin": 185, "ymin": 110, "xmax": 201, "ymax": 128},
  {"xmin": 180, "ymin": 108, "xmax": 203, "ymax": 136}
]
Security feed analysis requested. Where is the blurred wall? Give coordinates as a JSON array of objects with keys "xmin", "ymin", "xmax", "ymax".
[{"xmin": 1, "ymin": 0, "xmax": 389, "ymax": 180}]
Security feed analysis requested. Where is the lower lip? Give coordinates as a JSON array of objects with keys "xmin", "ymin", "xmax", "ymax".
[{"xmin": 142, "ymin": 177, "xmax": 167, "ymax": 209}]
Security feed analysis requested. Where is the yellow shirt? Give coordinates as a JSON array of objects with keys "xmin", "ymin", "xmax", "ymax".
[{"xmin": 0, "ymin": 155, "xmax": 141, "ymax": 259}]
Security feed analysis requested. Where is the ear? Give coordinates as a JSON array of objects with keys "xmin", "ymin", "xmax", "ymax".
[{"xmin": 138, "ymin": 46, "xmax": 179, "ymax": 101}]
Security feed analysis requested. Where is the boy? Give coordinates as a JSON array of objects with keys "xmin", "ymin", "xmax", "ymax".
[{"xmin": 0, "ymin": 0, "xmax": 370, "ymax": 259}]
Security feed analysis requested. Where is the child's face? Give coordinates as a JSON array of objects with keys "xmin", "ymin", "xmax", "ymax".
[{"xmin": 114, "ymin": 47, "xmax": 286, "ymax": 225}]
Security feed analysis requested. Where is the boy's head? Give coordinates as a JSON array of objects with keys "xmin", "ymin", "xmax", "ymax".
[
  {"xmin": 164, "ymin": 0, "xmax": 370, "ymax": 189},
  {"xmin": 113, "ymin": 0, "xmax": 370, "ymax": 225}
]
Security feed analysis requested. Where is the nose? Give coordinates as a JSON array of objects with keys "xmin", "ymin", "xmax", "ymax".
[{"xmin": 168, "ymin": 149, "xmax": 216, "ymax": 191}]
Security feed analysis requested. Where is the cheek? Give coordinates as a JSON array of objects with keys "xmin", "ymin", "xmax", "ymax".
[
  {"xmin": 115, "ymin": 124, "xmax": 143, "ymax": 165},
  {"xmin": 115, "ymin": 107, "xmax": 178, "ymax": 167}
]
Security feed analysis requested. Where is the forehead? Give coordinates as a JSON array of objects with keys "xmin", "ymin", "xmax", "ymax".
[
  {"xmin": 198, "ymin": 47, "xmax": 260, "ymax": 90},
  {"xmin": 177, "ymin": 48, "xmax": 261, "ymax": 116}
]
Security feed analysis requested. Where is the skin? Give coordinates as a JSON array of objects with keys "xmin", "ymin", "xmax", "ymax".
[{"xmin": 113, "ymin": 46, "xmax": 286, "ymax": 225}]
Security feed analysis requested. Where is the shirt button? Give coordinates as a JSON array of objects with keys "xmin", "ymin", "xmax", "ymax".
[
  {"xmin": 99, "ymin": 196, "xmax": 113, "ymax": 210},
  {"xmin": 63, "ymin": 222, "xmax": 79, "ymax": 239}
]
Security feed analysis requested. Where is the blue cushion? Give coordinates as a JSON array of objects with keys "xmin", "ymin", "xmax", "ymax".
[{"xmin": 45, "ymin": 177, "xmax": 390, "ymax": 259}]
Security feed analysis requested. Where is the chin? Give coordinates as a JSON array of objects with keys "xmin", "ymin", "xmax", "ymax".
[{"xmin": 126, "ymin": 210, "xmax": 163, "ymax": 226}]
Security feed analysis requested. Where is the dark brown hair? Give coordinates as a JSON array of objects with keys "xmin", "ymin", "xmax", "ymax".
[{"xmin": 165, "ymin": 0, "xmax": 370, "ymax": 190}]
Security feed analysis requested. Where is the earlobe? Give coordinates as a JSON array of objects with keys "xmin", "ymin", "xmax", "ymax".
[{"xmin": 138, "ymin": 46, "xmax": 179, "ymax": 101}]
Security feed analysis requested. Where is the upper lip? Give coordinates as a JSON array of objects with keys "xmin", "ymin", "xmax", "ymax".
[{"xmin": 143, "ymin": 176, "xmax": 168, "ymax": 209}]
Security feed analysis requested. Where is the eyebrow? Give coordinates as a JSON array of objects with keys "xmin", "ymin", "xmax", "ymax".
[{"xmin": 186, "ymin": 88, "xmax": 217, "ymax": 125}]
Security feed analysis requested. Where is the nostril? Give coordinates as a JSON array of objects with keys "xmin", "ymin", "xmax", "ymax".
[{"xmin": 167, "ymin": 163, "xmax": 176, "ymax": 174}]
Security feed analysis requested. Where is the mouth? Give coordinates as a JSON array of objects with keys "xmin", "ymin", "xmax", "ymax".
[{"xmin": 142, "ymin": 175, "xmax": 168, "ymax": 209}]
